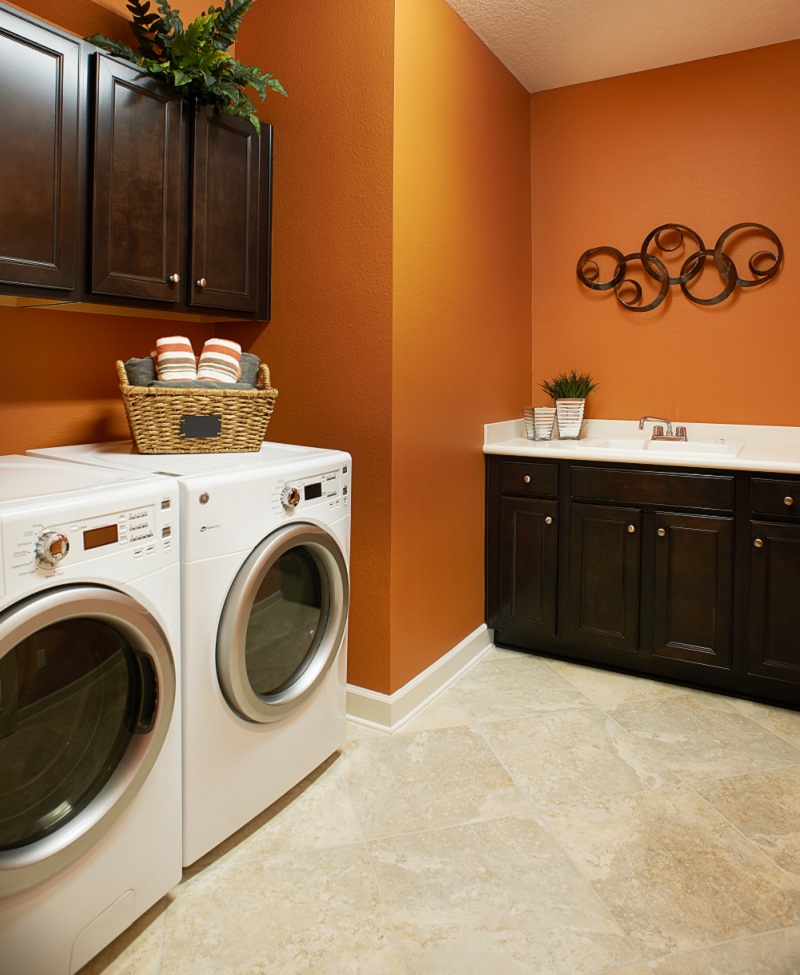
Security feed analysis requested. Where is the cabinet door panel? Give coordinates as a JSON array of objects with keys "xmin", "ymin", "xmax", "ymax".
[
  {"xmin": 749, "ymin": 521, "xmax": 800, "ymax": 684},
  {"xmin": 499, "ymin": 497, "xmax": 558, "ymax": 637},
  {"xmin": 190, "ymin": 106, "xmax": 261, "ymax": 312},
  {"xmin": 0, "ymin": 10, "xmax": 80, "ymax": 291},
  {"xmin": 652, "ymin": 512, "xmax": 733, "ymax": 668},
  {"xmin": 91, "ymin": 55, "xmax": 183, "ymax": 301},
  {"xmin": 568, "ymin": 504, "xmax": 640, "ymax": 652}
]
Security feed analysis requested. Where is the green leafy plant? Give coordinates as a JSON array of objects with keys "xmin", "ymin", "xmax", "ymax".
[
  {"xmin": 539, "ymin": 369, "xmax": 600, "ymax": 400},
  {"xmin": 87, "ymin": 0, "xmax": 286, "ymax": 133}
]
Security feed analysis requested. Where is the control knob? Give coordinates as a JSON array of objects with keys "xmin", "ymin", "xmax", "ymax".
[
  {"xmin": 281, "ymin": 485, "xmax": 301, "ymax": 510},
  {"xmin": 35, "ymin": 531, "xmax": 70, "ymax": 568}
]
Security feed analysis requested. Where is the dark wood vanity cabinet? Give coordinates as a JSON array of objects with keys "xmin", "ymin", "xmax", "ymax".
[
  {"xmin": 0, "ymin": 7, "xmax": 82, "ymax": 297},
  {"xmin": 748, "ymin": 477, "xmax": 800, "ymax": 687},
  {"xmin": 486, "ymin": 456, "xmax": 800, "ymax": 708},
  {"xmin": 0, "ymin": 3, "xmax": 273, "ymax": 321}
]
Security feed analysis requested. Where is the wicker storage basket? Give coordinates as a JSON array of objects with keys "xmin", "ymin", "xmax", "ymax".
[{"xmin": 116, "ymin": 360, "xmax": 278, "ymax": 454}]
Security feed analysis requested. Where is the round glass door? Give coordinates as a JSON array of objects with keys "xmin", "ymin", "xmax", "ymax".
[
  {"xmin": 0, "ymin": 586, "xmax": 175, "ymax": 896},
  {"xmin": 217, "ymin": 523, "xmax": 349, "ymax": 723}
]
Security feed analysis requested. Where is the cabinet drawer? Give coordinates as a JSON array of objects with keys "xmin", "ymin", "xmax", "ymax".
[
  {"xmin": 501, "ymin": 461, "xmax": 558, "ymax": 497},
  {"xmin": 571, "ymin": 466, "xmax": 734, "ymax": 511},
  {"xmin": 751, "ymin": 478, "xmax": 800, "ymax": 521}
]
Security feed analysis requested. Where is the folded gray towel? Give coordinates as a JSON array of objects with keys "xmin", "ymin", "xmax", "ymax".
[
  {"xmin": 124, "ymin": 356, "xmax": 157, "ymax": 386},
  {"xmin": 148, "ymin": 379, "xmax": 256, "ymax": 389},
  {"xmin": 239, "ymin": 351, "xmax": 260, "ymax": 386}
]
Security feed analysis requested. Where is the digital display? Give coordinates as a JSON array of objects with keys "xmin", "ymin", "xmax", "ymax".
[
  {"xmin": 83, "ymin": 524, "xmax": 119, "ymax": 550},
  {"xmin": 304, "ymin": 482, "xmax": 323, "ymax": 501}
]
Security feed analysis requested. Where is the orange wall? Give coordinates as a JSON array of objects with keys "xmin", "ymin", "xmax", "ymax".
[
  {"xmin": 234, "ymin": 0, "xmax": 396, "ymax": 692},
  {"xmin": 530, "ymin": 41, "xmax": 800, "ymax": 426},
  {"xmin": 391, "ymin": 0, "xmax": 531, "ymax": 690}
]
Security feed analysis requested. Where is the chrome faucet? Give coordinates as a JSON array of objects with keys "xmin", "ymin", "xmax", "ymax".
[{"xmin": 638, "ymin": 416, "xmax": 688, "ymax": 441}]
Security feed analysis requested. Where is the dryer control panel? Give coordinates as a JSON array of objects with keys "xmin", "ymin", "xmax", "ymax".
[{"xmin": 276, "ymin": 466, "xmax": 350, "ymax": 515}]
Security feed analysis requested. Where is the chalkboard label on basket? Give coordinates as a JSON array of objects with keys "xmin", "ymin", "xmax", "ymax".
[{"xmin": 181, "ymin": 415, "xmax": 222, "ymax": 439}]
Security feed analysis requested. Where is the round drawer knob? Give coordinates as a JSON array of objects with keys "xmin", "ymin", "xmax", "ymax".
[
  {"xmin": 196, "ymin": 277, "xmax": 208, "ymax": 288},
  {"xmin": 523, "ymin": 475, "xmax": 531, "ymax": 484},
  {"xmin": 169, "ymin": 272, "xmax": 180, "ymax": 284},
  {"xmin": 627, "ymin": 524, "xmax": 636, "ymax": 534},
  {"xmin": 754, "ymin": 538, "xmax": 764, "ymax": 549},
  {"xmin": 545, "ymin": 516, "xmax": 553, "ymax": 525},
  {"xmin": 657, "ymin": 528, "xmax": 666, "ymax": 537},
  {"xmin": 784, "ymin": 496, "xmax": 794, "ymax": 507}
]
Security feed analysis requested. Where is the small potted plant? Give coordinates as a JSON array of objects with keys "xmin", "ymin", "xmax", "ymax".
[{"xmin": 539, "ymin": 369, "xmax": 599, "ymax": 439}]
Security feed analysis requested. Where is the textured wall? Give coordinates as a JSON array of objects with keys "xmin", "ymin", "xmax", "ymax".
[
  {"xmin": 530, "ymin": 41, "xmax": 800, "ymax": 427},
  {"xmin": 391, "ymin": 0, "xmax": 531, "ymax": 690}
]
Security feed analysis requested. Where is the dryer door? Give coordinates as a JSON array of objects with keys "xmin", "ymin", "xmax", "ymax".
[
  {"xmin": 217, "ymin": 523, "xmax": 349, "ymax": 723},
  {"xmin": 0, "ymin": 585, "xmax": 176, "ymax": 896}
]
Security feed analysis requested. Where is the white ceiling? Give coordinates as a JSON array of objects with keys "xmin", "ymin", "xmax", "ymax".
[{"xmin": 441, "ymin": 0, "xmax": 800, "ymax": 92}]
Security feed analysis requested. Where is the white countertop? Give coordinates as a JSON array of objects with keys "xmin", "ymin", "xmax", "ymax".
[{"xmin": 484, "ymin": 418, "xmax": 800, "ymax": 475}]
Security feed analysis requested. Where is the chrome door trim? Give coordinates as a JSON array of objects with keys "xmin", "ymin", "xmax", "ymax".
[
  {"xmin": 0, "ymin": 585, "xmax": 176, "ymax": 897},
  {"xmin": 217, "ymin": 523, "xmax": 349, "ymax": 724}
]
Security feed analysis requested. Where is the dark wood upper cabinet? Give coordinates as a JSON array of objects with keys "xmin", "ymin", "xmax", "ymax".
[
  {"xmin": 190, "ymin": 105, "xmax": 262, "ymax": 314},
  {"xmin": 0, "ymin": 3, "xmax": 273, "ymax": 321},
  {"xmin": 91, "ymin": 54, "xmax": 184, "ymax": 302},
  {"xmin": 0, "ymin": 7, "xmax": 81, "ymax": 294}
]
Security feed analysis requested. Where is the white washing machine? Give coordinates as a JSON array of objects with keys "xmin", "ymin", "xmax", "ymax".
[
  {"xmin": 30, "ymin": 441, "xmax": 351, "ymax": 866},
  {"xmin": 0, "ymin": 455, "xmax": 181, "ymax": 975}
]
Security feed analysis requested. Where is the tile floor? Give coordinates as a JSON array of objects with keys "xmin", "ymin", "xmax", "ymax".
[{"xmin": 81, "ymin": 648, "xmax": 800, "ymax": 975}]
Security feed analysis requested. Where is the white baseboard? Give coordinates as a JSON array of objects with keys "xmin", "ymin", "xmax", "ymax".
[{"xmin": 346, "ymin": 624, "xmax": 494, "ymax": 733}]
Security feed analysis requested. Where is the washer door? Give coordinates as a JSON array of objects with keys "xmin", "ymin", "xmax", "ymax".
[
  {"xmin": 0, "ymin": 585, "xmax": 175, "ymax": 897},
  {"xmin": 217, "ymin": 523, "xmax": 349, "ymax": 723}
]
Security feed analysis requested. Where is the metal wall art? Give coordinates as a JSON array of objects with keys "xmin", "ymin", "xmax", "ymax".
[{"xmin": 576, "ymin": 223, "xmax": 783, "ymax": 312}]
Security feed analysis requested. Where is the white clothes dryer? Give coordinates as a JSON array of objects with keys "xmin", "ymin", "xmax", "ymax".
[
  {"xmin": 30, "ymin": 442, "xmax": 351, "ymax": 866},
  {"xmin": 0, "ymin": 456, "xmax": 181, "ymax": 975}
]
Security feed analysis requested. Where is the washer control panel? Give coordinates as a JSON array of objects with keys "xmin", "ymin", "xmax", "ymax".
[{"xmin": 6, "ymin": 497, "xmax": 176, "ymax": 581}]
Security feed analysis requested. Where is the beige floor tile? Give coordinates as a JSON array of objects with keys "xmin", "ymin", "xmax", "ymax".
[
  {"xmin": 649, "ymin": 927, "xmax": 800, "ymax": 974},
  {"xmin": 725, "ymin": 697, "xmax": 800, "ymax": 748},
  {"xmin": 546, "ymin": 659, "xmax": 687, "ymax": 708},
  {"xmin": 395, "ymin": 691, "xmax": 471, "ymax": 734},
  {"xmin": 184, "ymin": 756, "xmax": 364, "ymax": 877},
  {"xmin": 449, "ymin": 652, "xmax": 591, "ymax": 722},
  {"xmin": 478, "ymin": 707, "xmax": 678, "ymax": 807},
  {"xmin": 344, "ymin": 719, "xmax": 388, "ymax": 741},
  {"xmin": 162, "ymin": 846, "xmax": 405, "ymax": 975},
  {"xmin": 77, "ymin": 898, "xmax": 168, "ymax": 975},
  {"xmin": 542, "ymin": 787, "xmax": 800, "ymax": 956},
  {"xmin": 607, "ymin": 693, "xmax": 800, "ymax": 782},
  {"xmin": 341, "ymin": 725, "xmax": 530, "ymax": 839},
  {"xmin": 370, "ymin": 816, "xmax": 639, "ymax": 975},
  {"xmin": 695, "ymin": 765, "xmax": 800, "ymax": 884}
]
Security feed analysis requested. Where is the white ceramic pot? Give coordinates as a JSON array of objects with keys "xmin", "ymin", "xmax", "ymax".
[{"xmin": 555, "ymin": 398, "xmax": 586, "ymax": 439}]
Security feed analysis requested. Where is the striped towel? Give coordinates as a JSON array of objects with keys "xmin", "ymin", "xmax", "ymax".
[
  {"xmin": 155, "ymin": 336, "xmax": 197, "ymax": 381},
  {"xmin": 197, "ymin": 338, "xmax": 242, "ymax": 383}
]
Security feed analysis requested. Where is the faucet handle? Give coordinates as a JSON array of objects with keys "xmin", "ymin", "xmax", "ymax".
[
  {"xmin": 675, "ymin": 425, "xmax": 688, "ymax": 441},
  {"xmin": 653, "ymin": 425, "xmax": 664, "ymax": 438}
]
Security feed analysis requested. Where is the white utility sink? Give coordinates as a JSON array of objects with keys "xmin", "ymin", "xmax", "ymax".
[{"xmin": 584, "ymin": 438, "xmax": 744, "ymax": 459}]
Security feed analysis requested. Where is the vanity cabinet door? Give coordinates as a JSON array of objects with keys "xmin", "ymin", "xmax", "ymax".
[
  {"xmin": 652, "ymin": 512, "xmax": 733, "ymax": 668},
  {"xmin": 91, "ymin": 54, "xmax": 184, "ymax": 302},
  {"xmin": 748, "ymin": 521, "xmax": 800, "ymax": 685},
  {"xmin": 0, "ymin": 8, "xmax": 81, "ymax": 294},
  {"xmin": 496, "ymin": 497, "xmax": 558, "ymax": 638},
  {"xmin": 568, "ymin": 503, "xmax": 640, "ymax": 653}
]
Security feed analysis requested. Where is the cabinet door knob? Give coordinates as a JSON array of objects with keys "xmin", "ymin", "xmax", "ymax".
[
  {"xmin": 523, "ymin": 475, "xmax": 531, "ymax": 484},
  {"xmin": 545, "ymin": 516, "xmax": 553, "ymax": 525},
  {"xmin": 196, "ymin": 277, "xmax": 208, "ymax": 288},
  {"xmin": 754, "ymin": 538, "xmax": 764, "ymax": 549},
  {"xmin": 657, "ymin": 528, "xmax": 666, "ymax": 537},
  {"xmin": 627, "ymin": 524, "xmax": 636, "ymax": 534},
  {"xmin": 785, "ymin": 496, "xmax": 794, "ymax": 507},
  {"xmin": 169, "ymin": 273, "xmax": 181, "ymax": 284}
]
